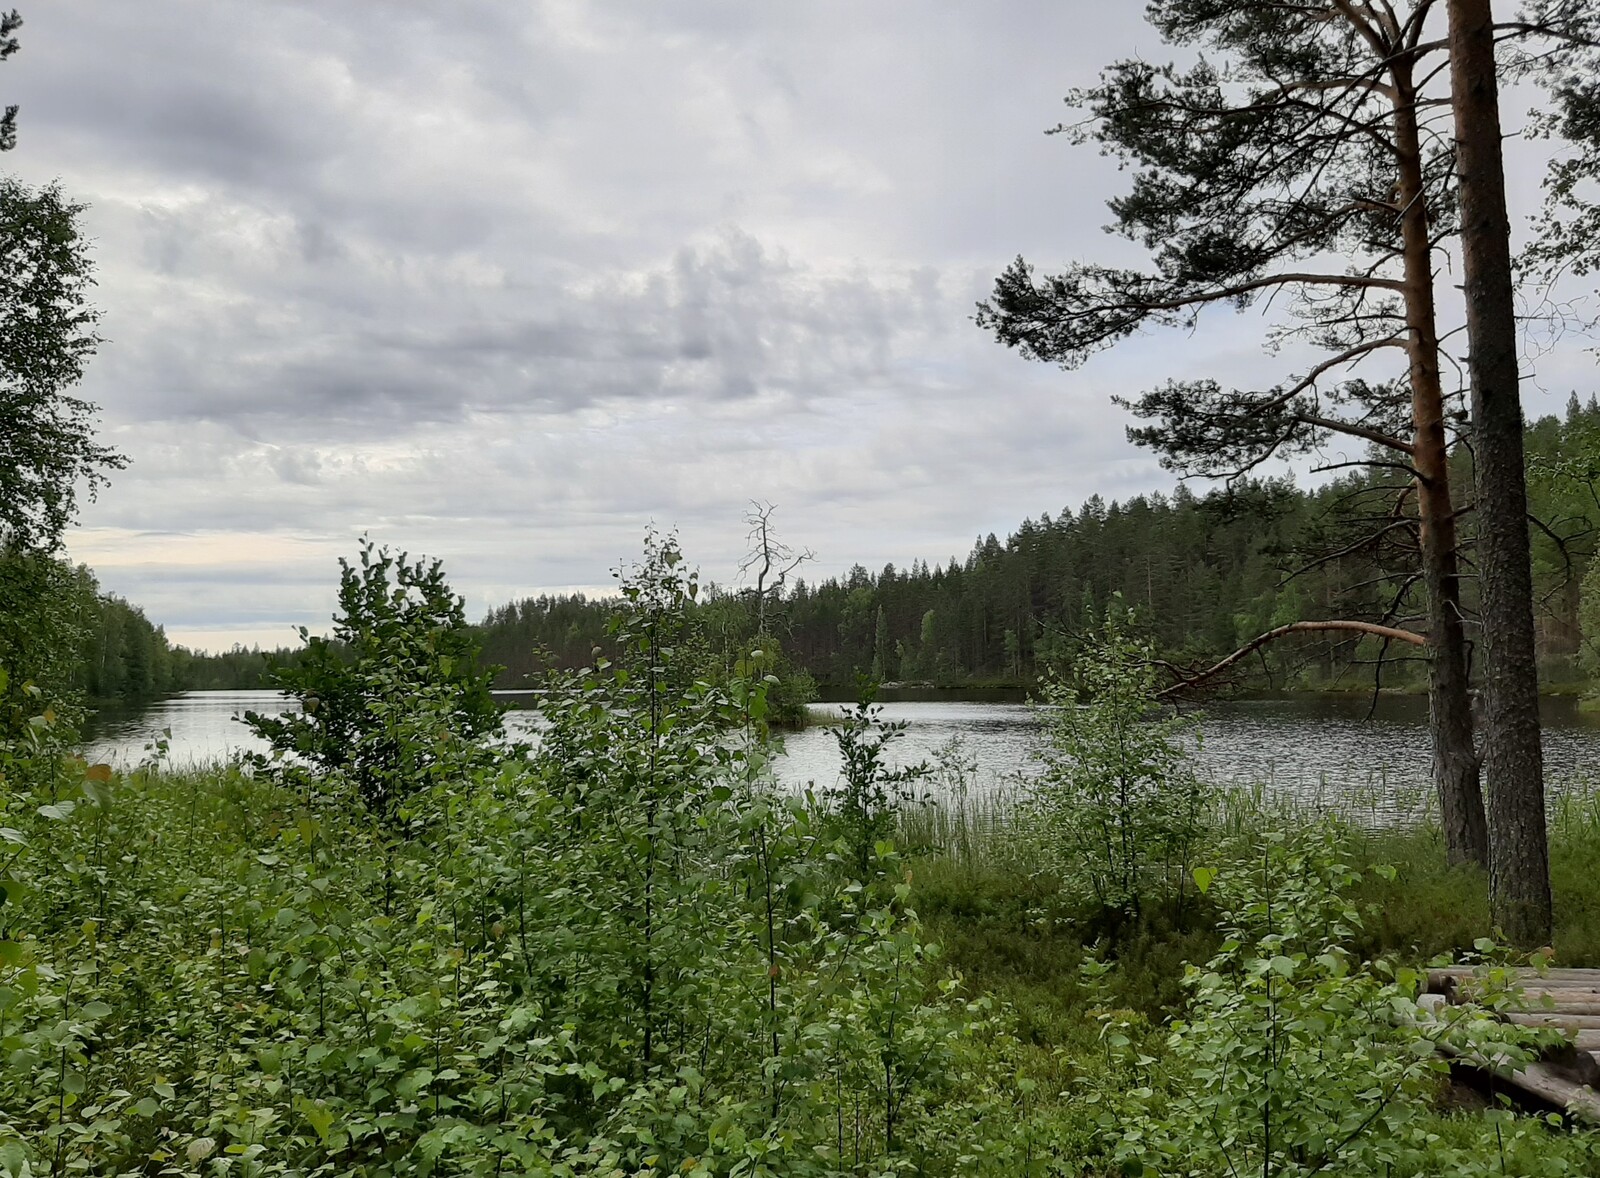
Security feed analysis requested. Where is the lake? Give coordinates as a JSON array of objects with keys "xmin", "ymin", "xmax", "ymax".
[{"xmin": 78, "ymin": 689, "xmax": 1600, "ymax": 825}]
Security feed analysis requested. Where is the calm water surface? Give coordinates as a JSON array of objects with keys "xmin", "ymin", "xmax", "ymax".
[{"xmin": 80, "ymin": 690, "xmax": 1600, "ymax": 824}]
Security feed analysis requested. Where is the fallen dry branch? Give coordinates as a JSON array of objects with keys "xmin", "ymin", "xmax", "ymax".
[{"xmin": 1155, "ymin": 620, "xmax": 1427, "ymax": 699}]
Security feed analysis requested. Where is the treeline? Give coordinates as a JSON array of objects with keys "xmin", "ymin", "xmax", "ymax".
[
  {"xmin": 79, "ymin": 636, "xmax": 310, "ymax": 700},
  {"xmin": 0, "ymin": 552, "xmax": 299, "ymax": 706},
  {"xmin": 0, "ymin": 555, "xmax": 185, "ymax": 705},
  {"xmin": 477, "ymin": 400, "xmax": 1600, "ymax": 692},
  {"xmin": 63, "ymin": 401, "xmax": 1600, "ymax": 700},
  {"xmin": 74, "ymin": 579, "xmax": 186, "ymax": 701}
]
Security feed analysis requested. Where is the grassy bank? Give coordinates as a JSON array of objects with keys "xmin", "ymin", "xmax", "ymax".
[
  {"xmin": 906, "ymin": 781, "xmax": 1600, "ymax": 1003},
  {"xmin": 2, "ymin": 749, "xmax": 1599, "ymax": 1174}
]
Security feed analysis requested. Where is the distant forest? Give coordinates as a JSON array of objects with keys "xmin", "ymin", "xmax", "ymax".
[
  {"xmin": 41, "ymin": 570, "xmax": 301, "ymax": 704},
  {"xmin": 72, "ymin": 400, "xmax": 1600, "ymax": 703},
  {"xmin": 475, "ymin": 399, "xmax": 1600, "ymax": 694}
]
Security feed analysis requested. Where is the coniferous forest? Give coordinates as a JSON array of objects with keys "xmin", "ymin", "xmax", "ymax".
[{"xmin": 475, "ymin": 399, "xmax": 1600, "ymax": 694}]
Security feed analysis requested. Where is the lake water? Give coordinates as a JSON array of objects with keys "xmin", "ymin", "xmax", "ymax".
[{"xmin": 78, "ymin": 689, "xmax": 1600, "ymax": 825}]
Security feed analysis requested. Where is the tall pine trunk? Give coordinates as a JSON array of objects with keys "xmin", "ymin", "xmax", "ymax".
[
  {"xmin": 1447, "ymin": 0, "xmax": 1552, "ymax": 946},
  {"xmin": 1393, "ymin": 62, "xmax": 1489, "ymax": 868}
]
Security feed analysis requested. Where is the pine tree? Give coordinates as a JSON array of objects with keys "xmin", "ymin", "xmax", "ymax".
[
  {"xmin": 1445, "ymin": 0, "xmax": 1553, "ymax": 945},
  {"xmin": 978, "ymin": 0, "xmax": 1490, "ymax": 863}
]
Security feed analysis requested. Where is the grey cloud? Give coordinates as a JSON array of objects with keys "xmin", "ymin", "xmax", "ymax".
[
  {"xmin": 90, "ymin": 222, "xmax": 950, "ymax": 434},
  {"xmin": 20, "ymin": 1, "xmax": 1589, "ymax": 651}
]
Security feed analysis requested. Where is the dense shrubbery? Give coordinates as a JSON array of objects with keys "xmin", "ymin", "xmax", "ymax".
[
  {"xmin": 0, "ymin": 539, "xmax": 1036, "ymax": 1174},
  {"xmin": 4, "ymin": 538, "xmax": 1600, "ymax": 1174},
  {"xmin": 1077, "ymin": 826, "xmax": 1599, "ymax": 1178}
]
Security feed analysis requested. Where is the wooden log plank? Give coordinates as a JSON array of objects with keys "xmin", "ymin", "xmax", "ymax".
[
  {"xmin": 1428, "ymin": 967, "xmax": 1600, "ymax": 981},
  {"xmin": 1479, "ymin": 996, "xmax": 1600, "ymax": 1016},
  {"xmin": 1428, "ymin": 1032, "xmax": 1600, "ymax": 1123},
  {"xmin": 1446, "ymin": 996, "xmax": 1600, "ymax": 1015},
  {"xmin": 1414, "ymin": 975, "xmax": 1600, "ymax": 1116},
  {"xmin": 1504, "ymin": 1012, "xmax": 1600, "ymax": 1030},
  {"xmin": 1426, "ymin": 967, "xmax": 1600, "ymax": 995},
  {"xmin": 1455, "ymin": 985, "xmax": 1600, "ymax": 1001},
  {"xmin": 1489, "ymin": 1060, "xmax": 1600, "ymax": 1123}
]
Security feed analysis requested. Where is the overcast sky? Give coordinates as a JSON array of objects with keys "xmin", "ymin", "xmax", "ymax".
[{"xmin": 9, "ymin": 2, "xmax": 1595, "ymax": 651}]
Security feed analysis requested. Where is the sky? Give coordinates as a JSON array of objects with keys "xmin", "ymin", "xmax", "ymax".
[{"xmin": 8, "ymin": 2, "xmax": 1597, "ymax": 651}]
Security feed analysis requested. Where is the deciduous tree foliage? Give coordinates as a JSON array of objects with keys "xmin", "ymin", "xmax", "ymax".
[
  {"xmin": 0, "ymin": 10, "xmax": 19, "ymax": 152},
  {"xmin": 1, "ymin": 10, "xmax": 122, "ymax": 553},
  {"xmin": 244, "ymin": 540, "xmax": 504, "ymax": 817},
  {"xmin": 0, "ymin": 178, "xmax": 123, "ymax": 553}
]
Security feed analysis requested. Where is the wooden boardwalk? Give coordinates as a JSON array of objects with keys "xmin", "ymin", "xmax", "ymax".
[{"xmin": 1422, "ymin": 967, "xmax": 1600, "ymax": 1121}]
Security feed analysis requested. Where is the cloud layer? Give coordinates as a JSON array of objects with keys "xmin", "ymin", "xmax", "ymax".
[{"xmin": 5, "ymin": 2, "xmax": 1589, "ymax": 648}]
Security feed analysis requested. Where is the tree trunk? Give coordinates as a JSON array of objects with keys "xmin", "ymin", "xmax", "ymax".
[
  {"xmin": 1447, "ymin": 0, "xmax": 1552, "ymax": 947},
  {"xmin": 1393, "ymin": 63, "xmax": 1490, "ymax": 869}
]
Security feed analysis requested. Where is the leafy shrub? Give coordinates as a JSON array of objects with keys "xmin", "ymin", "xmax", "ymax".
[
  {"xmin": 243, "ymin": 538, "xmax": 503, "ymax": 816},
  {"xmin": 823, "ymin": 681, "xmax": 932, "ymax": 880},
  {"xmin": 1022, "ymin": 609, "xmax": 1210, "ymax": 918},
  {"xmin": 1093, "ymin": 824, "xmax": 1592, "ymax": 1178}
]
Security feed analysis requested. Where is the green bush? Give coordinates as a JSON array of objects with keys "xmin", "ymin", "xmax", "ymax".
[
  {"xmin": 1021, "ymin": 609, "xmax": 1210, "ymax": 919},
  {"xmin": 243, "ymin": 538, "xmax": 504, "ymax": 817},
  {"xmin": 822, "ymin": 680, "xmax": 931, "ymax": 880},
  {"xmin": 1092, "ymin": 824, "xmax": 1595, "ymax": 1178}
]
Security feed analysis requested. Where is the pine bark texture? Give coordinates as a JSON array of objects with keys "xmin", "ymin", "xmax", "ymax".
[
  {"xmin": 1393, "ymin": 61, "xmax": 1490, "ymax": 868},
  {"xmin": 1447, "ymin": 0, "xmax": 1552, "ymax": 946}
]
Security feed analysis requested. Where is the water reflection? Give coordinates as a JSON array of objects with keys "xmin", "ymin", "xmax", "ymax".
[{"xmin": 80, "ymin": 690, "xmax": 1600, "ymax": 826}]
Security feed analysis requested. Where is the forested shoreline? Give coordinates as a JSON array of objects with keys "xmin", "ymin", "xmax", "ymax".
[
  {"xmin": 14, "ymin": 0, "xmax": 1600, "ymax": 1168},
  {"xmin": 65, "ymin": 397, "xmax": 1600, "ymax": 706},
  {"xmin": 482, "ymin": 400, "xmax": 1600, "ymax": 695}
]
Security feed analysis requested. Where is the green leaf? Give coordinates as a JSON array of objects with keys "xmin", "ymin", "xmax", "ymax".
[
  {"xmin": 299, "ymin": 1100, "xmax": 336, "ymax": 1143},
  {"xmin": 1192, "ymin": 866, "xmax": 1215, "ymax": 895}
]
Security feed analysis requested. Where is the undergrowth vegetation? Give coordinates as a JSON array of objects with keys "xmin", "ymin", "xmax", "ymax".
[{"xmin": 4, "ymin": 540, "xmax": 1600, "ymax": 1174}]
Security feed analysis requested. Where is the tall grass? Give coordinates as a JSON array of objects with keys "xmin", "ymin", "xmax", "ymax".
[{"xmin": 903, "ymin": 765, "xmax": 1600, "ymax": 971}]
